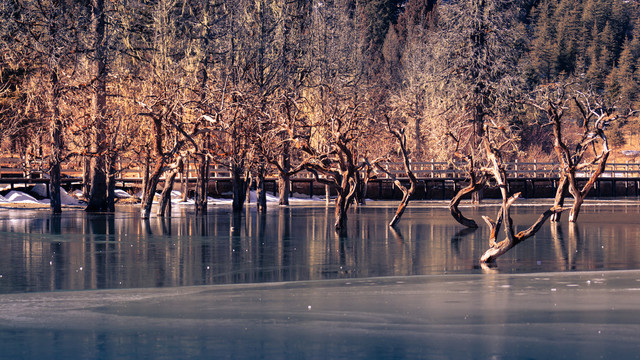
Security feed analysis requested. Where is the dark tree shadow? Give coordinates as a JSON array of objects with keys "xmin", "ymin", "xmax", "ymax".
[{"xmin": 450, "ymin": 227, "xmax": 478, "ymax": 255}]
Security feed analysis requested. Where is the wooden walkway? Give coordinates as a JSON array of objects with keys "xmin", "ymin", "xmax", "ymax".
[{"xmin": 2, "ymin": 160, "xmax": 640, "ymax": 199}]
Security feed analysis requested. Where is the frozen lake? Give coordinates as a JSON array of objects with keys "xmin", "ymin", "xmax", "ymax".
[
  {"xmin": 1, "ymin": 200, "xmax": 640, "ymax": 293},
  {"xmin": 1, "ymin": 200, "xmax": 640, "ymax": 359}
]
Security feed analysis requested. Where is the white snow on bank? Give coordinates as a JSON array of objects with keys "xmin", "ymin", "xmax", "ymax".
[
  {"xmin": 3, "ymin": 190, "xmax": 45, "ymax": 204},
  {"xmin": 31, "ymin": 184, "xmax": 81, "ymax": 205},
  {"xmin": 0, "ymin": 187, "xmax": 327, "ymax": 207},
  {"xmin": 115, "ymin": 189, "xmax": 131, "ymax": 198}
]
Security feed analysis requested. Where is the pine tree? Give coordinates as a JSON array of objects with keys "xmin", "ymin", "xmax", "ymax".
[
  {"xmin": 554, "ymin": 0, "xmax": 582, "ymax": 75},
  {"xmin": 527, "ymin": 0, "xmax": 558, "ymax": 82},
  {"xmin": 606, "ymin": 38, "xmax": 638, "ymax": 109},
  {"xmin": 586, "ymin": 23, "xmax": 605, "ymax": 88}
]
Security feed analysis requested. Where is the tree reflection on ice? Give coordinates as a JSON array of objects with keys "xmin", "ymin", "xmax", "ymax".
[{"xmin": 0, "ymin": 201, "xmax": 639, "ymax": 293}]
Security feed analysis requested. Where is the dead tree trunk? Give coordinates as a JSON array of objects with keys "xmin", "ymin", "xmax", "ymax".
[
  {"xmin": 140, "ymin": 148, "xmax": 150, "ymax": 204},
  {"xmin": 141, "ymin": 160, "xmax": 163, "ymax": 219},
  {"xmin": 480, "ymin": 193, "xmax": 562, "ymax": 263},
  {"xmin": 82, "ymin": 155, "xmax": 90, "ymax": 199},
  {"xmin": 371, "ymin": 122, "xmax": 419, "ymax": 227},
  {"xmin": 371, "ymin": 160, "xmax": 417, "ymax": 227},
  {"xmin": 479, "ymin": 141, "xmax": 563, "ymax": 263},
  {"xmin": 181, "ymin": 156, "xmax": 189, "ymax": 202},
  {"xmin": 106, "ymin": 153, "xmax": 117, "ymax": 212},
  {"xmin": 278, "ymin": 145, "xmax": 291, "ymax": 206},
  {"xmin": 49, "ymin": 72, "xmax": 62, "ymax": 214},
  {"xmin": 194, "ymin": 153, "xmax": 209, "ymax": 214},
  {"xmin": 256, "ymin": 169, "xmax": 267, "ymax": 212},
  {"xmin": 231, "ymin": 162, "xmax": 248, "ymax": 212},
  {"xmin": 85, "ymin": 0, "xmax": 108, "ymax": 212},
  {"xmin": 333, "ymin": 174, "xmax": 357, "ymax": 232},
  {"xmin": 567, "ymin": 149, "xmax": 609, "ymax": 222},
  {"xmin": 449, "ymin": 159, "xmax": 485, "ymax": 228},
  {"xmin": 139, "ymin": 113, "xmax": 183, "ymax": 219},
  {"xmin": 550, "ymin": 173, "xmax": 568, "ymax": 222},
  {"xmin": 532, "ymin": 89, "xmax": 626, "ymax": 224},
  {"xmin": 157, "ymin": 157, "xmax": 182, "ymax": 217}
]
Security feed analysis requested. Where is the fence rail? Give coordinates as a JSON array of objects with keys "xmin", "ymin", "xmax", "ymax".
[
  {"xmin": 2, "ymin": 158, "xmax": 640, "ymax": 199},
  {"xmin": 3, "ymin": 159, "xmax": 640, "ymax": 181}
]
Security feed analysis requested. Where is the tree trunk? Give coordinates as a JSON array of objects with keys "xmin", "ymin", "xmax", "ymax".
[
  {"xmin": 85, "ymin": 0, "xmax": 108, "ymax": 213},
  {"xmin": 49, "ymin": 72, "xmax": 62, "ymax": 214},
  {"xmin": 86, "ymin": 157, "xmax": 108, "ymax": 211},
  {"xmin": 278, "ymin": 173, "xmax": 290, "ymax": 205},
  {"xmin": 194, "ymin": 154, "xmax": 209, "ymax": 214},
  {"xmin": 551, "ymin": 174, "xmax": 568, "ymax": 222},
  {"xmin": 481, "ymin": 204, "xmax": 560, "ymax": 263},
  {"xmin": 389, "ymin": 182, "xmax": 413, "ymax": 227},
  {"xmin": 334, "ymin": 191, "xmax": 348, "ymax": 232},
  {"xmin": 256, "ymin": 171, "xmax": 266, "ymax": 212},
  {"xmin": 278, "ymin": 146, "xmax": 290, "ymax": 205},
  {"xmin": 140, "ymin": 161, "xmax": 163, "ymax": 219},
  {"xmin": 82, "ymin": 155, "xmax": 90, "ymax": 199},
  {"xmin": 106, "ymin": 156, "xmax": 116, "ymax": 212},
  {"xmin": 449, "ymin": 176, "xmax": 483, "ymax": 228},
  {"xmin": 333, "ymin": 173, "xmax": 358, "ymax": 232},
  {"xmin": 181, "ymin": 156, "xmax": 189, "ymax": 202},
  {"xmin": 568, "ymin": 195, "xmax": 584, "ymax": 223},
  {"xmin": 49, "ymin": 162, "xmax": 62, "ymax": 214},
  {"xmin": 141, "ymin": 152, "xmax": 150, "ymax": 204},
  {"xmin": 157, "ymin": 164, "xmax": 180, "ymax": 217},
  {"xmin": 567, "ymin": 151, "xmax": 610, "ymax": 223},
  {"xmin": 479, "ymin": 141, "xmax": 563, "ymax": 263},
  {"xmin": 232, "ymin": 164, "xmax": 247, "ymax": 212}
]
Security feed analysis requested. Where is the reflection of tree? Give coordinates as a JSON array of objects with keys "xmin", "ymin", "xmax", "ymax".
[
  {"xmin": 143, "ymin": 218, "xmax": 152, "ymax": 236},
  {"xmin": 276, "ymin": 208, "xmax": 291, "ymax": 281},
  {"xmin": 389, "ymin": 225, "xmax": 404, "ymax": 245},
  {"xmin": 49, "ymin": 215, "xmax": 63, "ymax": 290},
  {"xmin": 450, "ymin": 227, "xmax": 478, "ymax": 256},
  {"xmin": 550, "ymin": 222, "xmax": 581, "ymax": 270},
  {"xmin": 388, "ymin": 224, "xmax": 414, "ymax": 276},
  {"xmin": 159, "ymin": 217, "xmax": 171, "ymax": 236}
]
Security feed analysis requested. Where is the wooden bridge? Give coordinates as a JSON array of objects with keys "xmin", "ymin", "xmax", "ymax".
[{"xmin": 2, "ymin": 158, "xmax": 640, "ymax": 200}]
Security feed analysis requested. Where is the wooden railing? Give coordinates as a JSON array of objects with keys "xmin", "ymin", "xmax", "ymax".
[
  {"xmin": 367, "ymin": 160, "xmax": 640, "ymax": 179},
  {"xmin": 2, "ymin": 158, "xmax": 640, "ymax": 182}
]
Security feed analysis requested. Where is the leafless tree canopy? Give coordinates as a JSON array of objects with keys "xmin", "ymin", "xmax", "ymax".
[{"xmin": 1, "ymin": 0, "xmax": 639, "ymax": 247}]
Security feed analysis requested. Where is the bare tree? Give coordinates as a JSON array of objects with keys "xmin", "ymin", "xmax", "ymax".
[
  {"xmin": 528, "ymin": 84, "xmax": 636, "ymax": 223},
  {"xmin": 368, "ymin": 116, "xmax": 418, "ymax": 227},
  {"xmin": 477, "ymin": 123, "xmax": 564, "ymax": 263},
  {"xmin": 85, "ymin": 0, "xmax": 110, "ymax": 212},
  {"xmin": 4, "ymin": 0, "xmax": 90, "ymax": 213}
]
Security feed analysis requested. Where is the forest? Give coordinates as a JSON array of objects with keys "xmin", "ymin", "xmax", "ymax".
[{"xmin": 1, "ymin": 0, "xmax": 639, "ymax": 258}]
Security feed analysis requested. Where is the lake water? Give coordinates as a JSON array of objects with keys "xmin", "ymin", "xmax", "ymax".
[
  {"xmin": 2, "ymin": 199, "xmax": 640, "ymax": 294},
  {"xmin": 2, "ymin": 200, "xmax": 640, "ymax": 359}
]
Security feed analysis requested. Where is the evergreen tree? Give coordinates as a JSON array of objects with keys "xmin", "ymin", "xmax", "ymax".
[{"xmin": 526, "ymin": 0, "xmax": 558, "ymax": 82}]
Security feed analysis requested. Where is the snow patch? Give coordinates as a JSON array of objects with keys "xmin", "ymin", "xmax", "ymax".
[
  {"xmin": 114, "ymin": 189, "xmax": 131, "ymax": 198},
  {"xmin": 5, "ymin": 191, "xmax": 41, "ymax": 204}
]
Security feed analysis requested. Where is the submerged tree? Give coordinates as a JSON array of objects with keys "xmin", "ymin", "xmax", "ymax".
[
  {"xmin": 85, "ymin": 0, "xmax": 110, "ymax": 212},
  {"xmin": 413, "ymin": 0, "xmax": 525, "ymax": 221},
  {"xmin": 4, "ymin": 0, "xmax": 91, "ymax": 213},
  {"xmin": 477, "ymin": 121, "xmax": 564, "ymax": 263},
  {"xmin": 369, "ymin": 115, "xmax": 418, "ymax": 227},
  {"xmin": 529, "ymin": 84, "xmax": 637, "ymax": 223}
]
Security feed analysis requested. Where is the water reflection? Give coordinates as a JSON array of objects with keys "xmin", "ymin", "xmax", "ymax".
[{"xmin": 1, "ymin": 201, "xmax": 640, "ymax": 293}]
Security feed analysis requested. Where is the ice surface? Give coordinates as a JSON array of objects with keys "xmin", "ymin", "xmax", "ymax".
[{"xmin": 1, "ymin": 271, "xmax": 640, "ymax": 359}]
